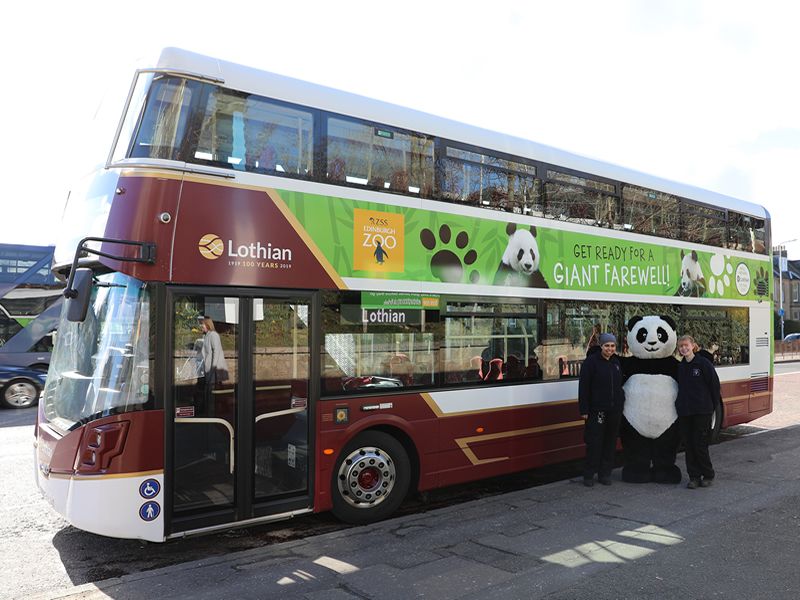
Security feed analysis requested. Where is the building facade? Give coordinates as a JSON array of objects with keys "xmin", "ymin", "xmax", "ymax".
[{"xmin": 773, "ymin": 251, "xmax": 800, "ymax": 333}]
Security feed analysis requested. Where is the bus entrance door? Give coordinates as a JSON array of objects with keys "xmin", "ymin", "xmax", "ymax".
[
  {"xmin": 169, "ymin": 292, "xmax": 314, "ymax": 535},
  {"xmin": 251, "ymin": 297, "xmax": 312, "ymax": 510}
]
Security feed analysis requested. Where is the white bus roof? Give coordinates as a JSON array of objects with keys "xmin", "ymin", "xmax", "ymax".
[{"xmin": 153, "ymin": 47, "xmax": 768, "ymax": 220}]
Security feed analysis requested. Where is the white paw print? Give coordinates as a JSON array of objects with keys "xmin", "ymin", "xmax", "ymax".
[{"xmin": 708, "ymin": 253, "xmax": 732, "ymax": 296}]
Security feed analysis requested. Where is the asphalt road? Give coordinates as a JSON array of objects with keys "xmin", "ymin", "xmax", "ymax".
[{"xmin": 3, "ymin": 363, "xmax": 799, "ymax": 599}]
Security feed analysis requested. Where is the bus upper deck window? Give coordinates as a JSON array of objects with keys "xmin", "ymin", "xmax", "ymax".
[{"xmin": 111, "ymin": 74, "xmax": 200, "ymax": 164}]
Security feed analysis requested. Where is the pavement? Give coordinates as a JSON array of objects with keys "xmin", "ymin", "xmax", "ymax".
[{"xmin": 29, "ymin": 419, "xmax": 800, "ymax": 600}]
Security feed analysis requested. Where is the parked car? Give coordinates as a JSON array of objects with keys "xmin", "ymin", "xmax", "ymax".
[
  {"xmin": 0, "ymin": 365, "xmax": 47, "ymax": 409},
  {"xmin": 784, "ymin": 333, "xmax": 800, "ymax": 343}
]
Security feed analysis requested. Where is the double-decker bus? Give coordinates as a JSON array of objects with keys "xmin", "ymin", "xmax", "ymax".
[{"xmin": 35, "ymin": 48, "xmax": 773, "ymax": 542}]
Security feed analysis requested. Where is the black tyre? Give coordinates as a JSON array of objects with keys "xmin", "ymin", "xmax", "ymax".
[
  {"xmin": 710, "ymin": 401, "xmax": 723, "ymax": 443},
  {"xmin": 1, "ymin": 378, "xmax": 41, "ymax": 409},
  {"xmin": 331, "ymin": 430, "xmax": 410, "ymax": 524}
]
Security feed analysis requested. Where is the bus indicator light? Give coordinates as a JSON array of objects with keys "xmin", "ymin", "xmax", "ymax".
[
  {"xmin": 323, "ymin": 448, "xmax": 335, "ymax": 456},
  {"xmin": 475, "ymin": 427, "xmax": 485, "ymax": 433}
]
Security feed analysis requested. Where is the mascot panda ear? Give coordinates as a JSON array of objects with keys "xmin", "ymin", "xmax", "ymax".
[
  {"xmin": 627, "ymin": 315, "xmax": 644, "ymax": 332},
  {"xmin": 529, "ymin": 225, "xmax": 537, "ymax": 236},
  {"xmin": 691, "ymin": 250, "xmax": 698, "ymax": 262},
  {"xmin": 660, "ymin": 315, "xmax": 678, "ymax": 331},
  {"xmin": 506, "ymin": 223, "xmax": 517, "ymax": 236}
]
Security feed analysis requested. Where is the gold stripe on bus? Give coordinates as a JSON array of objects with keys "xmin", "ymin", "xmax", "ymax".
[
  {"xmin": 266, "ymin": 188, "xmax": 348, "ymax": 290},
  {"xmin": 420, "ymin": 392, "xmax": 444, "ymax": 417},
  {"xmin": 455, "ymin": 420, "xmax": 585, "ymax": 466},
  {"xmin": 47, "ymin": 469, "xmax": 164, "ymax": 481},
  {"xmin": 119, "ymin": 168, "xmax": 184, "ymax": 180}
]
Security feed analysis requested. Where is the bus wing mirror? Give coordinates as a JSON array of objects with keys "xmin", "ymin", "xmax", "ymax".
[{"xmin": 65, "ymin": 268, "xmax": 93, "ymax": 322}]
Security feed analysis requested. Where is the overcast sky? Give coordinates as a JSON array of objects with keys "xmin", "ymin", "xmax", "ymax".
[{"xmin": 4, "ymin": 0, "xmax": 800, "ymax": 256}]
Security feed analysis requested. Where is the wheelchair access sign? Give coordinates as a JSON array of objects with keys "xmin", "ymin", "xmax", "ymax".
[{"xmin": 139, "ymin": 478, "xmax": 161, "ymax": 499}]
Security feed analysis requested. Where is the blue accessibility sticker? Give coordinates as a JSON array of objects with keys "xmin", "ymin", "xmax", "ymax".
[
  {"xmin": 139, "ymin": 478, "xmax": 161, "ymax": 499},
  {"xmin": 139, "ymin": 501, "xmax": 161, "ymax": 522}
]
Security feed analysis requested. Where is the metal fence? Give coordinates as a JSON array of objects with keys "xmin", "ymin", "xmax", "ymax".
[{"xmin": 775, "ymin": 340, "xmax": 800, "ymax": 361}]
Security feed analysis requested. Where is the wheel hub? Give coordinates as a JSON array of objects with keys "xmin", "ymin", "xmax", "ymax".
[
  {"xmin": 6, "ymin": 382, "xmax": 37, "ymax": 408},
  {"xmin": 337, "ymin": 446, "xmax": 395, "ymax": 508}
]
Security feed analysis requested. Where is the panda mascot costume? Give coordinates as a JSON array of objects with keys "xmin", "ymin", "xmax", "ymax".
[{"xmin": 620, "ymin": 315, "xmax": 682, "ymax": 484}]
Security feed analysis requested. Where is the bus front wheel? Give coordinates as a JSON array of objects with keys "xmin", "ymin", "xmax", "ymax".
[{"xmin": 331, "ymin": 431, "xmax": 410, "ymax": 524}]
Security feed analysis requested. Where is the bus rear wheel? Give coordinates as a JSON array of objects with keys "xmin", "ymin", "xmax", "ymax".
[
  {"xmin": 710, "ymin": 401, "xmax": 723, "ymax": 443},
  {"xmin": 331, "ymin": 431, "xmax": 410, "ymax": 524}
]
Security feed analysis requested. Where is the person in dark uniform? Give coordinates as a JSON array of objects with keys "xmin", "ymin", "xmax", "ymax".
[
  {"xmin": 694, "ymin": 340, "xmax": 718, "ymax": 364},
  {"xmin": 676, "ymin": 334, "xmax": 721, "ymax": 489},
  {"xmin": 578, "ymin": 332, "xmax": 625, "ymax": 487}
]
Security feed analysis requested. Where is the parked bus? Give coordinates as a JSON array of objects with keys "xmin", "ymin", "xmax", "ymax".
[
  {"xmin": 36, "ymin": 48, "xmax": 773, "ymax": 542},
  {"xmin": 0, "ymin": 244, "xmax": 62, "ymax": 372}
]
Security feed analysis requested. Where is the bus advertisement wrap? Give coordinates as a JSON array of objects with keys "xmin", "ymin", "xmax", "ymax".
[{"xmin": 278, "ymin": 188, "xmax": 771, "ymax": 301}]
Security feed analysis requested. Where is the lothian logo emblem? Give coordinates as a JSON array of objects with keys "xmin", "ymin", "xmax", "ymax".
[{"xmin": 198, "ymin": 234, "xmax": 224, "ymax": 260}]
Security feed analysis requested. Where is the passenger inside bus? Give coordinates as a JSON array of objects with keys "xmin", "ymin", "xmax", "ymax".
[
  {"xmin": 328, "ymin": 157, "xmax": 346, "ymax": 182},
  {"xmin": 504, "ymin": 353, "xmax": 525, "ymax": 379},
  {"xmin": 525, "ymin": 354, "xmax": 543, "ymax": 380}
]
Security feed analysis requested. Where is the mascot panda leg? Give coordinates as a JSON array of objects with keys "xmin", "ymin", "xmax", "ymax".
[
  {"xmin": 651, "ymin": 421, "xmax": 682, "ymax": 483},
  {"xmin": 619, "ymin": 417, "xmax": 654, "ymax": 483}
]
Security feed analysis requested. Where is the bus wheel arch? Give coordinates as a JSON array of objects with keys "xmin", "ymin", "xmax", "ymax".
[{"xmin": 330, "ymin": 428, "xmax": 415, "ymax": 524}]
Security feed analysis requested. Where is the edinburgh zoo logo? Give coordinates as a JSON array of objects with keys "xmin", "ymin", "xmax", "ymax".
[{"xmin": 198, "ymin": 234, "xmax": 225, "ymax": 260}]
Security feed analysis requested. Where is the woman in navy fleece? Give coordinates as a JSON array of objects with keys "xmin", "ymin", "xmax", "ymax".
[
  {"xmin": 676, "ymin": 334, "xmax": 721, "ymax": 489},
  {"xmin": 578, "ymin": 333, "xmax": 625, "ymax": 487}
]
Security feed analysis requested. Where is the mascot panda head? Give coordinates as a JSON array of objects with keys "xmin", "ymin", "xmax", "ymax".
[
  {"xmin": 627, "ymin": 315, "xmax": 678, "ymax": 359},
  {"xmin": 502, "ymin": 223, "xmax": 540, "ymax": 276}
]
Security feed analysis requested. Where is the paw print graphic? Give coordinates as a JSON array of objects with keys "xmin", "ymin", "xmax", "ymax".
[
  {"xmin": 420, "ymin": 224, "xmax": 479, "ymax": 283},
  {"xmin": 753, "ymin": 266, "xmax": 769, "ymax": 297},
  {"xmin": 708, "ymin": 253, "xmax": 733, "ymax": 296}
]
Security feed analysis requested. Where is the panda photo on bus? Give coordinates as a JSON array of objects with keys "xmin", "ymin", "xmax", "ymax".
[
  {"xmin": 493, "ymin": 223, "xmax": 549, "ymax": 288},
  {"xmin": 677, "ymin": 249, "xmax": 706, "ymax": 297}
]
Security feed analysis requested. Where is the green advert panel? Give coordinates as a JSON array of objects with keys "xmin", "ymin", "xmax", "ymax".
[{"xmin": 278, "ymin": 189, "xmax": 770, "ymax": 301}]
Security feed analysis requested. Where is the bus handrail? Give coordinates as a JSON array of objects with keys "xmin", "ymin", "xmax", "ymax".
[
  {"xmin": 174, "ymin": 417, "xmax": 235, "ymax": 474},
  {"xmin": 255, "ymin": 407, "xmax": 305, "ymax": 423}
]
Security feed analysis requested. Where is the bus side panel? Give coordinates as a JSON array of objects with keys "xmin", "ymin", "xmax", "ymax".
[
  {"xmin": 720, "ymin": 379, "xmax": 751, "ymax": 427},
  {"xmin": 98, "ymin": 174, "xmax": 181, "ymax": 282},
  {"xmin": 748, "ymin": 305, "xmax": 773, "ymax": 419},
  {"xmin": 170, "ymin": 179, "xmax": 342, "ymax": 289},
  {"xmin": 435, "ymin": 400, "xmax": 584, "ymax": 489}
]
